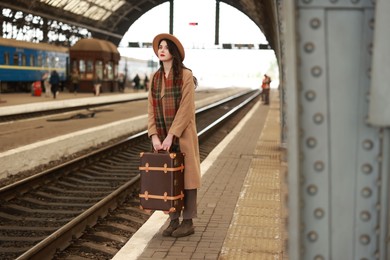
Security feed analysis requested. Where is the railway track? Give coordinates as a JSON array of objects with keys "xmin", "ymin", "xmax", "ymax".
[{"xmin": 0, "ymin": 90, "xmax": 260, "ymax": 260}]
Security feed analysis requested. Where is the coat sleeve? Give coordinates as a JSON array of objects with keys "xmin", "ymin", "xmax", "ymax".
[
  {"xmin": 169, "ymin": 69, "xmax": 195, "ymax": 138},
  {"xmin": 147, "ymin": 73, "xmax": 158, "ymax": 138}
]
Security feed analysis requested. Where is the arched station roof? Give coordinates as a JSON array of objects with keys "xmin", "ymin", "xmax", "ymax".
[{"xmin": 0, "ymin": 0, "xmax": 278, "ymax": 51}]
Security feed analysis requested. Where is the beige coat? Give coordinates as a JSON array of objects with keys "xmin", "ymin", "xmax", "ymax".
[{"xmin": 148, "ymin": 69, "xmax": 201, "ymax": 189}]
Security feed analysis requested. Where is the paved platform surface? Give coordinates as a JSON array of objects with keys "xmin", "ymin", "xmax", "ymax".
[{"xmin": 112, "ymin": 90, "xmax": 287, "ymax": 259}]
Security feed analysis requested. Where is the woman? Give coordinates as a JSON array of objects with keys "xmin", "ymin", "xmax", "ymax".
[{"xmin": 148, "ymin": 33, "xmax": 201, "ymax": 238}]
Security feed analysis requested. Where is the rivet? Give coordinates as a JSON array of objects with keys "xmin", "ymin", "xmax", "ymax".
[
  {"xmin": 367, "ymin": 43, "xmax": 373, "ymax": 55},
  {"xmin": 304, "ymin": 42, "xmax": 315, "ymax": 53},
  {"xmin": 314, "ymin": 255, "xmax": 325, "ymax": 260},
  {"xmin": 369, "ymin": 18, "xmax": 374, "ymax": 30},
  {"xmin": 314, "ymin": 208, "xmax": 325, "ymax": 219},
  {"xmin": 362, "ymin": 140, "xmax": 374, "ymax": 150},
  {"xmin": 305, "ymin": 90, "xmax": 316, "ymax": 101},
  {"xmin": 361, "ymin": 187, "xmax": 372, "ymax": 198},
  {"xmin": 310, "ymin": 18, "xmax": 321, "ymax": 29},
  {"xmin": 311, "ymin": 66, "xmax": 322, "ymax": 77},
  {"xmin": 302, "ymin": 0, "xmax": 313, "ymax": 4},
  {"xmin": 330, "ymin": 0, "xmax": 338, "ymax": 3},
  {"xmin": 314, "ymin": 161, "xmax": 325, "ymax": 172},
  {"xmin": 360, "ymin": 234, "xmax": 371, "ymax": 245},
  {"xmin": 313, "ymin": 113, "xmax": 324, "ymax": 124},
  {"xmin": 307, "ymin": 184, "xmax": 318, "ymax": 195},
  {"xmin": 307, "ymin": 231, "xmax": 318, "ymax": 242},
  {"xmin": 306, "ymin": 137, "xmax": 317, "ymax": 148},
  {"xmin": 351, "ymin": 0, "xmax": 360, "ymax": 3},
  {"xmin": 360, "ymin": 211, "xmax": 371, "ymax": 222},
  {"xmin": 361, "ymin": 163, "xmax": 373, "ymax": 174}
]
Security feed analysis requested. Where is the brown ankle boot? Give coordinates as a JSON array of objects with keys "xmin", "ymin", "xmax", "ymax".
[
  {"xmin": 162, "ymin": 219, "xmax": 179, "ymax": 237},
  {"xmin": 171, "ymin": 219, "xmax": 194, "ymax": 238}
]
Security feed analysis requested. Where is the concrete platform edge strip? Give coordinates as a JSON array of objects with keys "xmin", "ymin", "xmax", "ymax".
[{"xmin": 0, "ymin": 93, "xmax": 149, "ymax": 116}]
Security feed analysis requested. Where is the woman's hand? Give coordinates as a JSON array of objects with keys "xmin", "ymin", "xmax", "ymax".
[
  {"xmin": 162, "ymin": 134, "xmax": 174, "ymax": 151},
  {"xmin": 151, "ymin": 135, "xmax": 163, "ymax": 151}
]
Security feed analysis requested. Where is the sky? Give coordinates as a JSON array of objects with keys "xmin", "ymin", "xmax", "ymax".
[{"xmin": 118, "ymin": 0, "xmax": 278, "ymax": 89}]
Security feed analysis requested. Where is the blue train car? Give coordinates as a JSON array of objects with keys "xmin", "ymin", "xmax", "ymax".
[{"xmin": 0, "ymin": 37, "xmax": 69, "ymax": 92}]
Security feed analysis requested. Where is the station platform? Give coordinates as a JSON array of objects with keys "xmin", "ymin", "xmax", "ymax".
[{"xmin": 112, "ymin": 90, "xmax": 287, "ymax": 259}]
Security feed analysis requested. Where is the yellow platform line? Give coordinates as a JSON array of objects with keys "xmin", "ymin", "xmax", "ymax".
[{"xmin": 220, "ymin": 92, "xmax": 288, "ymax": 260}]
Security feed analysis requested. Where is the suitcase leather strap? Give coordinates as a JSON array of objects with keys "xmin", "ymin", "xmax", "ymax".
[
  {"xmin": 139, "ymin": 191, "xmax": 184, "ymax": 201},
  {"xmin": 139, "ymin": 163, "xmax": 184, "ymax": 173}
]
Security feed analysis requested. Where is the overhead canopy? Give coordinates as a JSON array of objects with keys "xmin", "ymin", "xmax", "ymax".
[{"xmin": 0, "ymin": 0, "xmax": 278, "ymax": 52}]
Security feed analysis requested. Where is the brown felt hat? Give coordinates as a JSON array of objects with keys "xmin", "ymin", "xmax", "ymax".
[{"xmin": 153, "ymin": 33, "xmax": 185, "ymax": 61}]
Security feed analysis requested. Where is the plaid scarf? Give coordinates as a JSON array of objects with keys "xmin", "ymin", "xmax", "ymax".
[{"xmin": 151, "ymin": 67, "xmax": 183, "ymax": 148}]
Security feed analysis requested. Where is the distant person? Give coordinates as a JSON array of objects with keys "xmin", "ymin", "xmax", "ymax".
[
  {"xmin": 261, "ymin": 74, "xmax": 271, "ymax": 105},
  {"xmin": 148, "ymin": 33, "xmax": 201, "ymax": 238},
  {"xmin": 118, "ymin": 73, "xmax": 125, "ymax": 92},
  {"xmin": 93, "ymin": 75, "xmax": 102, "ymax": 96},
  {"xmin": 49, "ymin": 70, "xmax": 60, "ymax": 99},
  {"xmin": 133, "ymin": 74, "xmax": 140, "ymax": 90},
  {"xmin": 42, "ymin": 72, "xmax": 51, "ymax": 98},
  {"xmin": 143, "ymin": 74, "xmax": 149, "ymax": 91},
  {"xmin": 71, "ymin": 68, "xmax": 80, "ymax": 95}
]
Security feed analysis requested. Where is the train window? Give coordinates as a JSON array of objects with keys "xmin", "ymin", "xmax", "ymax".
[
  {"xmin": 13, "ymin": 53, "xmax": 19, "ymax": 66},
  {"xmin": 37, "ymin": 55, "xmax": 42, "ymax": 67},
  {"xmin": 52, "ymin": 57, "xmax": 60, "ymax": 68},
  {"xmin": 22, "ymin": 54, "xmax": 26, "ymax": 66},
  {"xmin": 106, "ymin": 61, "xmax": 114, "ymax": 80},
  {"xmin": 3, "ymin": 52, "xmax": 10, "ymax": 65},
  {"xmin": 95, "ymin": 60, "xmax": 103, "ymax": 81},
  {"xmin": 30, "ymin": 54, "xmax": 35, "ymax": 66}
]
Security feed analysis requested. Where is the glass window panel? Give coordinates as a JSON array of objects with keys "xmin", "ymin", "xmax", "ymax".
[
  {"xmin": 105, "ymin": 61, "xmax": 113, "ymax": 80},
  {"xmin": 79, "ymin": 59, "xmax": 86, "ymax": 79},
  {"xmin": 40, "ymin": 0, "xmax": 125, "ymax": 21},
  {"xmin": 95, "ymin": 60, "xmax": 103, "ymax": 80},
  {"xmin": 86, "ymin": 60, "xmax": 93, "ymax": 73},
  {"xmin": 21, "ymin": 54, "xmax": 26, "ymax": 66},
  {"xmin": 37, "ymin": 54, "xmax": 42, "ymax": 67},
  {"xmin": 30, "ymin": 54, "xmax": 35, "ymax": 66},
  {"xmin": 13, "ymin": 53, "xmax": 18, "ymax": 66},
  {"xmin": 4, "ymin": 52, "xmax": 10, "ymax": 65}
]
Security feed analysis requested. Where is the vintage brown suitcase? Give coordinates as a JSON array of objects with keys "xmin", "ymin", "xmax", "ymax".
[{"xmin": 139, "ymin": 151, "xmax": 185, "ymax": 213}]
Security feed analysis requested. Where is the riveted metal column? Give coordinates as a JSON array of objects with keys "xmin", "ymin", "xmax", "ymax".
[
  {"xmin": 215, "ymin": 0, "xmax": 220, "ymax": 45},
  {"xmin": 298, "ymin": 7, "xmax": 330, "ymax": 259},
  {"xmin": 293, "ymin": 0, "xmax": 380, "ymax": 259}
]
